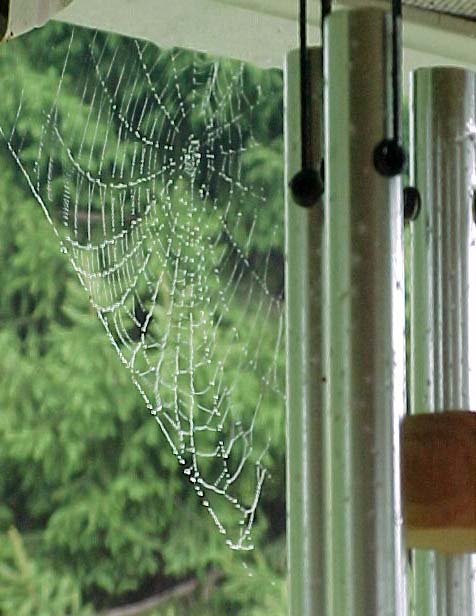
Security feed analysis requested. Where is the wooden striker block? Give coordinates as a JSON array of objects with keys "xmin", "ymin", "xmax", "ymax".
[{"xmin": 401, "ymin": 411, "xmax": 476, "ymax": 553}]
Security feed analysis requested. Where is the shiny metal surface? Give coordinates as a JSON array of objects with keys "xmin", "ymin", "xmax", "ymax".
[
  {"xmin": 285, "ymin": 47, "xmax": 325, "ymax": 616},
  {"xmin": 323, "ymin": 8, "xmax": 407, "ymax": 615},
  {"xmin": 410, "ymin": 66, "xmax": 476, "ymax": 616}
]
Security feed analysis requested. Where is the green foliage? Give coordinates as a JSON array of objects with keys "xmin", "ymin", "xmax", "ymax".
[
  {"xmin": 0, "ymin": 527, "xmax": 90, "ymax": 615},
  {"xmin": 0, "ymin": 20, "xmax": 286, "ymax": 616}
]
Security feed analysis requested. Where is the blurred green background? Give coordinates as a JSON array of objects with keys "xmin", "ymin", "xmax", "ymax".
[{"xmin": 0, "ymin": 22, "xmax": 287, "ymax": 615}]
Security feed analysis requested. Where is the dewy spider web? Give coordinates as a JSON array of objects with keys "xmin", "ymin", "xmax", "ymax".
[{"xmin": 0, "ymin": 25, "xmax": 285, "ymax": 549}]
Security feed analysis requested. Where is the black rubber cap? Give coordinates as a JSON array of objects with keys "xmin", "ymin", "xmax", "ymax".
[
  {"xmin": 289, "ymin": 167, "xmax": 324, "ymax": 208},
  {"xmin": 404, "ymin": 186, "xmax": 421, "ymax": 222},
  {"xmin": 373, "ymin": 139, "xmax": 406, "ymax": 177}
]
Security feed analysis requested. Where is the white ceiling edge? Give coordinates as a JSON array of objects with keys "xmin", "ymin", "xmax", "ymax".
[
  {"xmin": 2, "ymin": 0, "xmax": 475, "ymax": 82},
  {"xmin": 56, "ymin": 0, "xmax": 300, "ymax": 68},
  {"xmin": 54, "ymin": 0, "xmax": 476, "ymax": 74}
]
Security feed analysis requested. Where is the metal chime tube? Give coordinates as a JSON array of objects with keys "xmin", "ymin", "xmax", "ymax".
[
  {"xmin": 410, "ymin": 67, "xmax": 476, "ymax": 616},
  {"xmin": 285, "ymin": 47, "xmax": 325, "ymax": 616},
  {"xmin": 323, "ymin": 8, "xmax": 407, "ymax": 614}
]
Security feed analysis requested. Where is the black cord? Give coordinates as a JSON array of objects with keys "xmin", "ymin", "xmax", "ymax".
[
  {"xmin": 289, "ymin": 0, "xmax": 326, "ymax": 207},
  {"xmin": 392, "ymin": 0, "xmax": 402, "ymax": 144},
  {"xmin": 294, "ymin": 0, "xmax": 404, "ymax": 184},
  {"xmin": 321, "ymin": 0, "xmax": 331, "ymax": 25},
  {"xmin": 299, "ymin": 0, "xmax": 309, "ymax": 171},
  {"xmin": 373, "ymin": 0, "xmax": 406, "ymax": 177}
]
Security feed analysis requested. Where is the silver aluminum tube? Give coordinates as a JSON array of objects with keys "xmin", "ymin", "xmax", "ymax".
[
  {"xmin": 285, "ymin": 47, "xmax": 325, "ymax": 616},
  {"xmin": 323, "ymin": 8, "xmax": 407, "ymax": 615},
  {"xmin": 410, "ymin": 67, "xmax": 476, "ymax": 616}
]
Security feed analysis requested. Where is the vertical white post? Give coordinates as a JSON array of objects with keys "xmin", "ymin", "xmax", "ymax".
[
  {"xmin": 285, "ymin": 47, "xmax": 325, "ymax": 616},
  {"xmin": 410, "ymin": 66, "xmax": 476, "ymax": 616},
  {"xmin": 323, "ymin": 8, "xmax": 407, "ymax": 614}
]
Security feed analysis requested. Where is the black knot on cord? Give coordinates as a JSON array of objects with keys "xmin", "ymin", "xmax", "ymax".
[
  {"xmin": 289, "ymin": 167, "xmax": 324, "ymax": 208},
  {"xmin": 373, "ymin": 139, "xmax": 406, "ymax": 177},
  {"xmin": 404, "ymin": 186, "xmax": 421, "ymax": 222}
]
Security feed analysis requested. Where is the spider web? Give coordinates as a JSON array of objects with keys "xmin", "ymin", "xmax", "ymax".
[{"xmin": 0, "ymin": 25, "xmax": 285, "ymax": 549}]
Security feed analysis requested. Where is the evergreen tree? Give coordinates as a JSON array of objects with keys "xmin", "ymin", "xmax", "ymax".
[{"xmin": 0, "ymin": 21, "xmax": 286, "ymax": 615}]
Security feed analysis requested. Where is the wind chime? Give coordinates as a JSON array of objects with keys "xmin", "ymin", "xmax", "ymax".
[{"xmin": 285, "ymin": 1, "xmax": 476, "ymax": 614}]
